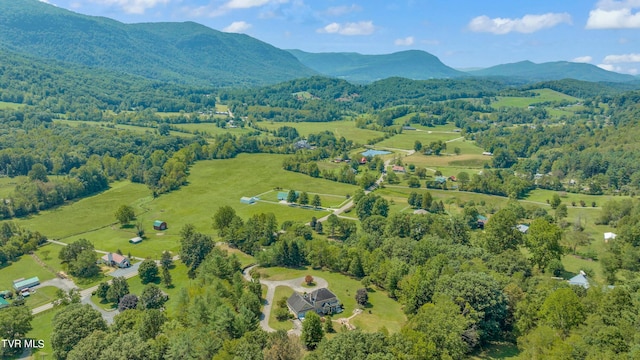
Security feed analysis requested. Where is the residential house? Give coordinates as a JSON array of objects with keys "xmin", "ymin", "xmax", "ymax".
[
  {"xmin": 153, "ymin": 220, "xmax": 167, "ymax": 231},
  {"xmin": 516, "ymin": 224, "xmax": 530, "ymax": 234},
  {"xmin": 359, "ymin": 157, "xmax": 367, "ymax": 164},
  {"xmin": 12, "ymin": 277, "xmax": 40, "ymax": 292},
  {"xmin": 287, "ymin": 288, "xmax": 342, "ymax": 320},
  {"xmin": 434, "ymin": 176, "xmax": 447, "ymax": 184},
  {"xmin": 392, "ymin": 165, "xmax": 405, "ymax": 173},
  {"xmin": 100, "ymin": 253, "xmax": 131, "ymax": 268}
]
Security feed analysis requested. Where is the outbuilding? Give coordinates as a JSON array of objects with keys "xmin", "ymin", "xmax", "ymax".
[
  {"xmin": 240, "ymin": 196, "xmax": 258, "ymax": 205},
  {"xmin": 129, "ymin": 237, "xmax": 143, "ymax": 244},
  {"xmin": 604, "ymin": 232, "xmax": 617, "ymax": 242},
  {"xmin": 0, "ymin": 297, "xmax": 9, "ymax": 309},
  {"xmin": 13, "ymin": 277, "xmax": 40, "ymax": 292},
  {"xmin": 153, "ymin": 220, "xmax": 167, "ymax": 231}
]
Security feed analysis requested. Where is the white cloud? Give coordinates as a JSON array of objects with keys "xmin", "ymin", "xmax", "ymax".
[
  {"xmin": 223, "ymin": 21, "xmax": 252, "ymax": 33},
  {"xmin": 587, "ymin": 0, "xmax": 640, "ymax": 29},
  {"xmin": 603, "ymin": 53, "xmax": 640, "ymax": 63},
  {"xmin": 317, "ymin": 21, "xmax": 375, "ymax": 35},
  {"xmin": 572, "ymin": 56, "xmax": 593, "ymax": 63},
  {"xmin": 39, "ymin": 0, "xmax": 50, "ymax": 3},
  {"xmin": 224, "ymin": 0, "xmax": 288, "ymax": 10},
  {"xmin": 468, "ymin": 13, "xmax": 572, "ymax": 34},
  {"xmin": 92, "ymin": 0, "xmax": 170, "ymax": 14},
  {"xmin": 394, "ymin": 36, "xmax": 415, "ymax": 46},
  {"xmin": 324, "ymin": 4, "xmax": 362, "ymax": 16}
]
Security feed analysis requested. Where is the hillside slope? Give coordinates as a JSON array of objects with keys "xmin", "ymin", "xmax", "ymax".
[
  {"xmin": 469, "ymin": 60, "xmax": 636, "ymax": 83},
  {"xmin": 0, "ymin": 0, "xmax": 316, "ymax": 87},
  {"xmin": 288, "ymin": 49, "xmax": 466, "ymax": 83}
]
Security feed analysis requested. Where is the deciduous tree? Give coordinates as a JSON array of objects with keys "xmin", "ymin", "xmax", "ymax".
[{"xmin": 301, "ymin": 312, "xmax": 324, "ymax": 350}]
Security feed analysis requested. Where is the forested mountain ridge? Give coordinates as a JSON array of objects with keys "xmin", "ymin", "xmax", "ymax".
[
  {"xmin": 0, "ymin": 0, "xmax": 316, "ymax": 87},
  {"xmin": 288, "ymin": 49, "xmax": 466, "ymax": 83},
  {"xmin": 469, "ymin": 60, "xmax": 637, "ymax": 83}
]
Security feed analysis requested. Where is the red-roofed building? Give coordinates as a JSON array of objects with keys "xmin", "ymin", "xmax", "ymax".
[
  {"xmin": 392, "ymin": 165, "xmax": 405, "ymax": 173},
  {"xmin": 100, "ymin": 253, "xmax": 131, "ymax": 268},
  {"xmin": 359, "ymin": 157, "xmax": 367, "ymax": 164}
]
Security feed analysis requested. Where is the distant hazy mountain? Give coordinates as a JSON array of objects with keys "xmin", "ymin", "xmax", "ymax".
[
  {"xmin": 0, "ymin": 0, "xmax": 316, "ymax": 87},
  {"xmin": 468, "ymin": 60, "xmax": 636, "ymax": 83},
  {"xmin": 288, "ymin": 49, "xmax": 466, "ymax": 83}
]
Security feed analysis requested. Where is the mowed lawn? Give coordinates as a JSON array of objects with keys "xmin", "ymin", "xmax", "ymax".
[
  {"xmin": 269, "ymin": 285, "xmax": 294, "ymax": 331},
  {"xmin": 377, "ymin": 131, "xmax": 461, "ymax": 150},
  {"xmin": 26, "ymin": 308, "xmax": 57, "ymax": 358},
  {"xmin": 258, "ymin": 266, "xmax": 406, "ymax": 333},
  {"xmin": 257, "ymin": 120, "xmax": 384, "ymax": 145}
]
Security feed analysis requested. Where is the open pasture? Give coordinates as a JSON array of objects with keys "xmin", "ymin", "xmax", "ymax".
[
  {"xmin": 257, "ymin": 120, "xmax": 384, "ymax": 144},
  {"xmin": 492, "ymin": 89, "xmax": 580, "ymax": 108},
  {"xmin": 376, "ymin": 131, "xmax": 461, "ymax": 150}
]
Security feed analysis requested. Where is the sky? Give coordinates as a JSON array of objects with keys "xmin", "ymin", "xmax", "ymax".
[{"xmin": 40, "ymin": 0, "xmax": 640, "ymax": 74}]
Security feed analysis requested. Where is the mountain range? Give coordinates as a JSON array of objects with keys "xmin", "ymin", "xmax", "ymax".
[{"xmin": 0, "ymin": 0, "xmax": 638, "ymax": 87}]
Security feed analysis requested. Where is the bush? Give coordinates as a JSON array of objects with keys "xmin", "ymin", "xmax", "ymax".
[
  {"xmin": 275, "ymin": 307, "xmax": 291, "ymax": 321},
  {"xmin": 546, "ymin": 259, "xmax": 565, "ymax": 277}
]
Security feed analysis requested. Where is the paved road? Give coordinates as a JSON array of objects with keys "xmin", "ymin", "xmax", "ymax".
[{"xmin": 242, "ymin": 265, "xmax": 328, "ymax": 333}]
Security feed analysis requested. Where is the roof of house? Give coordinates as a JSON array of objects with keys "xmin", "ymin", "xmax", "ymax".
[
  {"xmin": 287, "ymin": 293, "xmax": 314, "ymax": 314},
  {"xmin": 413, "ymin": 209, "xmax": 429, "ymax": 215},
  {"xmin": 517, "ymin": 224, "xmax": 530, "ymax": 233},
  {"xmin": 13, "ymin": 277, "xmax": 40, "ymax": 289},
  {"xmin": 102, "ymin": 253, "xmax": 128, "ymax": 264},
  {"xmin": 434, "ymin": 176, "xmax": 447, "ymax": 183},
  {"xmin": 568, "ymin": 272, "xmax": 590, "ymax": 289},
  {"xmin": 392, "ymin": 165, "xmax": 405, "ymax": 171},
  {"xmin": 309, "ymin": 288, "xmax": 337, "ymax": 303},
  {"xmin": 0, "ymin": 297, "xmax": 9, "ymax": 308},
  {"xmin": 153, "ymin": 220, "xmax": 165, "ymax": 226},
  {"xmin": 477, "ymin": 215, "xmax": 488, "ymax": 221}
]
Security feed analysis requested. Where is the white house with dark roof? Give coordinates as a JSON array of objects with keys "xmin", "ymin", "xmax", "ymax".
[{"xmin": 287, "ymin": 288, "xmax": 342, "ymax": 320}]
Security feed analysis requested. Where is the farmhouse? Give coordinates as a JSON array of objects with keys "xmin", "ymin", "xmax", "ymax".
[
  {"xmin": 13, "ymin": 277, "xmax": 40, "ymax": 292},
  {"xmin": 392, "ymin": 165, "xmax": 405, "ymax": 173},
  {"xmin": 153, "ymin": 220, "xmax": 167, "ymax": 231},
  {"xmin": 100, "ymin": 253, "xmax": 131, "ymax": 268},
  {"xmin": 0, "ymin": 297, "xmax": 9, "ymax": 310},
  {"xmin": 129, "ymin": 236, "xmax": 143, "ymax": 244},
  {"xmin": 287, "ymin": 288, "xmax": 342, "ymax": 320}
]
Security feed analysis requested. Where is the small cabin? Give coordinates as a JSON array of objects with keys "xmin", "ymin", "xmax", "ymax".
[{"xmin": 153, "ymin": 220, "xmax": 167, "ymax": 231}]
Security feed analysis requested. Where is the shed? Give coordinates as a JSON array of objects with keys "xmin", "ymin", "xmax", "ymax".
[
  {"xmin": 604, "ymin": 232, "xmax": 617, "ymax": 242},
  {"xmin": 240, "ymin": 196, "xmax": 258, "ymax": 205},
  {"xmin": 434, "ymin": 176, "xmax": 447, "ymax": 184},
  {"xmin": 129, "ymin": 237, "xmax": 143, "ymax": 244},
  {"xmin": 13, "ymin": 277, "xmax": 40, "ymax": 292},
  {"xmin": 0, "ymin": 297, "xmax": 9, "ymax": 309},
  {"xmin": 413, "ymin": 209, "xmax": 428, "ymax": 215},
  {"xmin": 568, "ymin": 271, "xmax": 590, "ymax": 289},
  {"xmin": 153, "ymin": 220, "xmax": 167, "ymax": 231},
  {"xmin": 516, "ymin": 224, "xmax": 530, "ymax": 234}
]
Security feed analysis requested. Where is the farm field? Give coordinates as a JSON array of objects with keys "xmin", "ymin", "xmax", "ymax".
[
  {"xmin": 0, "ymin": 176, "xmax": 26, "ymax": 198},
  {"xmin": 376, "ymin": 131, "xmax": 462, "ymax": 150},
  {"xmin": 53, "ymin": 119, "xmax": 193, "ymax": 138},
  {"xmin": 26, "ymin": 309, "xmax": 57, "ymax": 358},
  {"xmin": 256, "ymin": 120, "xmax": 384, "ymax": 144},
  {"xmin": 492, "ymin": 89, "xmax": 580, "ymax": 108},
  {"xmin": 8, "ymin": 154, "xmax": 357, "ymax": 259},
  {"xmin": 0, "ymin": 101, "xmax": 25, "ymax": 109},
  {"xmin": 258, "ymin": 266, "xmax": 406, "ymax": 333},
  {"xmin": 172, "ymin": 123, "xmax": 253, "ymax": 136}
]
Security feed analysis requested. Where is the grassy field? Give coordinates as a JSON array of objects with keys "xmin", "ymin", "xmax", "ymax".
[
  {"xmin": 257, "ymin": 120, "xmax": 384, "ymax": 145},
  {"xmin": 25, "ymin": 308, "xmax": 57, "ymax": 358},
  {"xmin": 53, "ymin": 120, "xmax": 193, "ymax": 138},
  {"xmin": 0, "ymin": 176, "xmax": 26, "ymax": 198},
  {"xmin": 172, "ymin": 123, "xmax": 253, "ymax": 136},
  {"xmin": 492, "ymin": 89, "xmax": 579, "ymax": 108},
  {"xmin": 218, "ymin": 243, "xmax": 256, "ymax": 268},
  {"xmin": 377, "ymin": 131, "xmax": 461, "ymax": 150},
  {"xmin": 0, "ymin": 254, "xmax": 56, "ymax": 301},
  {"xmin": 269, "ymin": 285, "xmax": 294, "ymax": 331},
  {"xmin": 258, "ymin": 266, "xmax": 406, "ymax": 333},
  {"xmin": 0, "ymin": 101, "xmax": 25, "ymax": 109}
]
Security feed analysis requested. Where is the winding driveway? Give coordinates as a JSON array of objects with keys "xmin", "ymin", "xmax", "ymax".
[{"xmin": 242, "ymin": 265, "xmax": 328, "ymax": 333}]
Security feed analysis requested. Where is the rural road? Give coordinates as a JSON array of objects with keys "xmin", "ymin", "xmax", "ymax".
[{"xmin": 242, "ymin": 265, "xmax": 328, "ymax": 334}]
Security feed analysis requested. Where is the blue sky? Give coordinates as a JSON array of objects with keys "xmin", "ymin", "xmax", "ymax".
[{"xmin": 42, "ymin": 0, "xmax": 640, "ymax": 74}]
